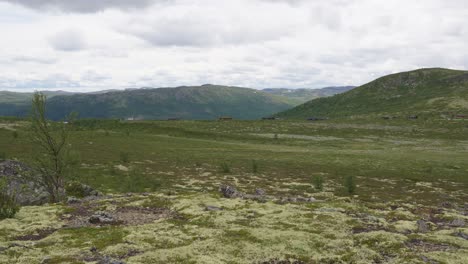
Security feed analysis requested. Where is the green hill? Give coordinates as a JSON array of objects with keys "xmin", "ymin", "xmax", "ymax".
[
  {"xmin": 277, "ymin": 68, "xmax": 468, "ymax": 119},
  {"xmin": 42, "ymin": 85, "xmax": 295, "ymax": 120},
  {"xmin": 262, "ymin": 86, "xmax": 355, "ymax": 104}
]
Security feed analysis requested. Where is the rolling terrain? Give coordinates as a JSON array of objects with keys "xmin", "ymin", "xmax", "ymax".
[
  {"xmin": 0, "ymin": 117, "xmax": 467, "ymax": 263},
  {"xmin": 0, "ymin": 85, "xmax": 354, "ymax": 120},
  {"xmin": 262, "ymin": 86, "xmax": 355, "ymax": 104},
  {"xmin": 278, "ymin": 68, "xmax": 468, "ymax": 119},
  {"xmin": 44, "ymin": 85, "xmax": 294, "ymax": 120}
]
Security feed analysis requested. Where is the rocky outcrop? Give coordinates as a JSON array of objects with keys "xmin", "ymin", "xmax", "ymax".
[{"xmin": 0, "ymin": 160, "xmax": 49, "ymax": 206}]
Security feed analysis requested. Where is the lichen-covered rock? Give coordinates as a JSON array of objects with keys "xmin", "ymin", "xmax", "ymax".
[
  {"xmin": 67, "ymin": 196, "xmax": 80, "ymax": 204},
  {"xmin": 449, "ymin": 218, "xmax": 465, "ymax": 227},
  {"xmin": 417, "ymin": 219, "xmax": 429, "ymax": 233},
  {"xmin": 89, "ymin": 211, "xmax": 115, "ymax": 224},
  {"xmin": 98, "ymin": 256, "xmax": 126, "ymax": 264},
  {"xmin": 220, "ymin": 185, "xmax": 243, "ymax": 198},
  {"xmin": 455, "ymin": 231, "xmax": 468, "ymax": 240},
  {"xmin": 255, "ymin": 188, "xmax": 266, "ymax": 196},
  {"xmin": 0, "ymin": 160, "xmax": 49, "ymax": 206},
  {"xmin": 205, "ymin": 205, "xmax": 222, "ymax": 211}
]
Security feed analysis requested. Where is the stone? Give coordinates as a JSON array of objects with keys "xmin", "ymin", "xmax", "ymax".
[
  {"xmin": 205, "ymin": 205, "xmax": 223, "ymax": 211},
  {"xmin": 455, "ymin": 231, "xmax": 468, "ymax": 240},
  {"xmin": 417, "ymin": 220, "xmax": 429, "ymax": 233},
  {"xmin": 98, "ymin": 256, "xmax": 126, "ymax": 264},
  {"xmin": 255, "ymin": 188, "xmax": 266, "ymax": 196},
  {"xmin": 220, "ymin": 185, "xmax": 243, "ymax": 198},
  {"xmin": 67, "ymin": 196, "xmax": 80, "ymax": 204},
  {"xmin": 0, "ymin": 160, "xmax": 49, "ymax": 206},
  {"xmin": 40, "ymin": 256, "xmax": 52, "ymax": 264},
  {"xmin": 449, "ymin": 219, "xmax": 465, "ymax": 227},
  {"xmin": 89, "ymin": 211, "xmax": 115, "ymax": 224}
]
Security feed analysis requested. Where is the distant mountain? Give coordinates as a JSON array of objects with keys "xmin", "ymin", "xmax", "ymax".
[
  {"xmin": 0, "ymin": 90, "xmax": 75, "ymax": 104},
  {"xmin": 277, "ymin": 68, "xmax": 468, "ymax": 119},
  {"xmin": 262, "ymin": 86, "xmax": 355, "ymax": 104},
  {"xmin": 38, "ymin": 85, "xmax": 294, "ymax": 120},
  {"xmin": 0, "ymin": 85, "xmax": 354, "ymax": 120}
]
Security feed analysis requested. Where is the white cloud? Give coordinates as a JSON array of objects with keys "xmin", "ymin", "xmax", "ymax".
[
  {"xmin": 0, "ymin": 0, "xmax": 467, "ymax": 91},
  {"xmin": 48, "ymin": 29, "xmax": 87, "ymax": 51},
  {"xmin": 0, "ymin": 0, "xmax": 158, "ymax": 13}
]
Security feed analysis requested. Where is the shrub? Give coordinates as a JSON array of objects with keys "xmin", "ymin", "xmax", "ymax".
[
  {"xmin": 65, "ymin": 181, "xmax": 87, "ymax": 198},
  {"xmin": 345, "ymin": 175, "xmax": 356, "ymax": 194},
  {"xmin": 220, "ymin": 162, "xmax": 231, "ymax": 173},
  {"xmin": 12, "ymin": 131, "xmax": 19, "ymax": 139},
  {"xmin": 120, "ymin": 152, "xmax": 130, "ymax": 164},
  {"xmin": 0, "ymin": 179, "xmax": 20, "ymax": 219},
  {"xmin": 313, "ymin": 175, "xmax": 324, "ymax": 191},
  {"xmin": 252, "ymin": 160, "xmax": 258, "ymax": 173}
]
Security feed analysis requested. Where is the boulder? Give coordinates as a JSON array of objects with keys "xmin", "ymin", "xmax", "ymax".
[
  {"xmin": 0, "ymin": 160, "xmax": 49, "ymax": 206},
  {"xmin": 89, "ymin": 211, "xmax": 115, "ymax": 224}
]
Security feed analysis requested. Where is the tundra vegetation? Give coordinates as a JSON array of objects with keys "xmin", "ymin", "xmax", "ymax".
[{"xmin": 0, "ymin": 115, "xmax": 467, "ymax": 263}]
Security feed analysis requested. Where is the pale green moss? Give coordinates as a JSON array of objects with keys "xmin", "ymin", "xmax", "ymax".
[{"xmin": 392, "ymin": 220, "xmax": 418, "ymax": 233}]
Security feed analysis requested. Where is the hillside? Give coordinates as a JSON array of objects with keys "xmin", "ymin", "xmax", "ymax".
[
  {"xmin": 43, "ymin": 85, "xmax": 295, "ymax": 120},
  {"xmin": 277, "ymin": 68, "xmax": 468, "ymax": 119},
  {"xmin": 262, "ymin": 86, "xmax": 355, "ymax": 104}
]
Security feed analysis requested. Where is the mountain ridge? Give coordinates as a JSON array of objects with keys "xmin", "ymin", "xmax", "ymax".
[{"xmin": 276, "ymin": 68, "xmax": 468, "ymax": 119}]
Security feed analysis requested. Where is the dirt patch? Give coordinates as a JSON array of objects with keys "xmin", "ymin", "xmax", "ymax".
[
  {"xmin": 62, "ymin": 199, "xmax": 173, "ymax": 228},
  {"xmin": 352, "ymin": 226, "xmax": 387, "ymax": 234},
  {"xmin": 406, "ymin": 239, "xmax": 459, "ymax": 252},
  {"xmin": 14, "ymin": 228, "xmax": 57, "ymax": 241},
  {"xmin": 258, "ymin": 260, "xmax": 307, "ymax": 264},
  {"xmin": 114, "ymin": 206, "xmax": 172, "ymax": 225}
]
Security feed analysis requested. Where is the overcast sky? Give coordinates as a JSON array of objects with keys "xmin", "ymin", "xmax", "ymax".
[{"xmin": 0, "ymin": 0, "xmax": 467, "ymax": 92}]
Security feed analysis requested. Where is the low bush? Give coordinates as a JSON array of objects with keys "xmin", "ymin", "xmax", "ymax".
[
  {"xmin": 0, "ymin": 179, "xmax": 20, "ymax": 219},
  {"xmin": 220, "ymin": 162, "xmax": 231, "ymax": 173},
  {"xmin": 65, "ymin": 181, "xmax": 87, "ymax": 198},
  {"xmin": 120, "ymin": 152, "xmax": 130, "ymax": 164},
  {"xmin": 345, "ymin": 175, "xmax": 356, "ymax": 194},
  {"xmin": 313, "ymin": 175, "xmax": 324, "ymax": 191},
  {"xmin": 252, "ymin": 160, "xmax": 258, "ymax": 173}
]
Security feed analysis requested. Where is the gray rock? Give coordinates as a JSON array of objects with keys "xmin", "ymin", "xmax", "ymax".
[
  {"xmin": 220, "ymin": 185, "xmax": 243, "ymax": 198},
  {"xmin": 40, "ymin": 256, "xmax": 52, "ymax": 264},
  {"xmin": 449, "ymin": 219, "xmax": 465, "ymax": 227},
  {"xmin": 67, "ymin": 196, "xmax": 80, "ymax": 204},
  {"xmin": 296, "ymin": 197, "xmax": 316, "ymax": 203},
  {"xmin": 255, "ymin": 189, "xmax": 266, "ymax": 196},
  {"xmin": 98, "ymin": 256, "xmax": 125, "ymax": 264},
  {"xmin": 455, "ymin": 231, "xmax": 468, "ymax": 240},
  {"xmin": 0, "ymin": 160, "xmax": 49, "ymax": 205},
  {"xmin": 417, "ymin": 220, "xmax": 429, "ymax": 233},
  {"xmin": 89, "ymin": 211, "xmax": 115, "ymax": 224},
  {"xmin": 205, "ymin": 205, "xmax": 222, "ymax": 211}
]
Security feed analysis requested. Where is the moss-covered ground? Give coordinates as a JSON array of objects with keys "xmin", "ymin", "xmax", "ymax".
[{"xmin": 0, "ymin": 118, "xmax": 467, "ymax": 263}]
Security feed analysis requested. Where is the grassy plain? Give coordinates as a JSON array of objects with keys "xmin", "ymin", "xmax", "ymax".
[{"xmin": 0, "ymin": 118, "xmax": 467, "ymax": 263}]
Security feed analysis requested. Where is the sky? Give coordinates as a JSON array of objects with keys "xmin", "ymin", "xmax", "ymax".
[{"xmin": 0, "ymin": 0, "xmax": 467, "ymax": 92}]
